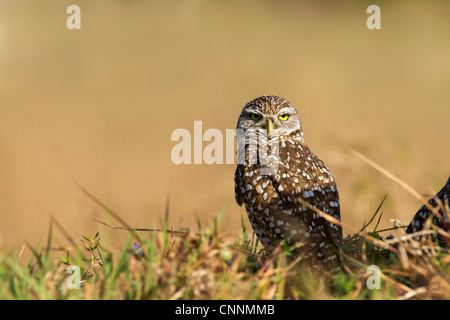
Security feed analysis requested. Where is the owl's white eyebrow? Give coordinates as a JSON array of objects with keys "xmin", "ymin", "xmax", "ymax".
[{"xmin": 277, "ymin": 107, "xmax": 294, "ymax": 114}]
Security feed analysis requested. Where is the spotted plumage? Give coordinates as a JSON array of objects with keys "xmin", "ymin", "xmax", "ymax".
[
  {"xmin": 406, "ymin": 177, "xmax": 450, "ymax": 247},
  {"xmin": 234, "ymin": 95, "xmax": 342, "ymax": 270}
]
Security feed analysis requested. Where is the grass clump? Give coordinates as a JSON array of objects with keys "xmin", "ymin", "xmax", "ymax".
[
  {"xmin": 0, "ymin": 202, "xmax": 449, "ymax": 300},
  {"xmin": 1, "ymin": 173, "xmax": 449, "ymax": 300}
]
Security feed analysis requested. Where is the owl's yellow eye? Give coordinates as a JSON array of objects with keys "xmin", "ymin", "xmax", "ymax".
[
  {"xmin": 278, "ymin": 114, "xmax": 289, "ymax": 121},
  {"xmin": 251, "ymin": 113, "xmax": 262, "ymax": 121}
]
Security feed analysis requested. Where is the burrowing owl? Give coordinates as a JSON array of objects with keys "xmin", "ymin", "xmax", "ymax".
[
  {"xmin": 406, "ymin": 177, "xmax": 450, "ymax": 247},
  {"xmin": 234, "ymin": 95, "xmax": 342, "ymax": 270}
]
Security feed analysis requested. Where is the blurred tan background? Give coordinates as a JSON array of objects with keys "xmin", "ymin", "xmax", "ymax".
[{"xmin": 0, "ymin": 0, "xmax": 449, "ymax": 251}]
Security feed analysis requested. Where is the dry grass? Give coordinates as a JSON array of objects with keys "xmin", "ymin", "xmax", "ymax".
[
  {"xmin": 0, "ymin": 175, "xmax": 448, "ymax": 300},
  {"xmin": 1, "ymin": 217, "xmax": 449, "ymax": 300}
]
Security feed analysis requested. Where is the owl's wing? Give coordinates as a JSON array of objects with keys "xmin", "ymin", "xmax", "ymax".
[
  {"xmin": 269, "ymin": 140, "xmax": 343, "ymax": 252},
  {"xmin": 234, "ymin": 165, "xmax": 245, "ymax": 206},
  {"xmin": 406, "ymin": 176, "xmax": 450, "ymax": 247}
]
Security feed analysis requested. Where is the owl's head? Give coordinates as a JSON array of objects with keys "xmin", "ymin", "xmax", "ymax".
[{"xmin": 236, "ymin": 95, "xmax": 302, "ymax": 137}]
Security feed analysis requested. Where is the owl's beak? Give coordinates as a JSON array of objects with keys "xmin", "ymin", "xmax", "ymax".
[{"xmin": 266, "ymin": 119, "xmax": 274, "ymax": 136}]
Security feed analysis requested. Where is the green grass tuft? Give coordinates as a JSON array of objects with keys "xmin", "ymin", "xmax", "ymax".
[{"xmin": 0, "ymin": 207, "xmax": 449, "ymax": 300}]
